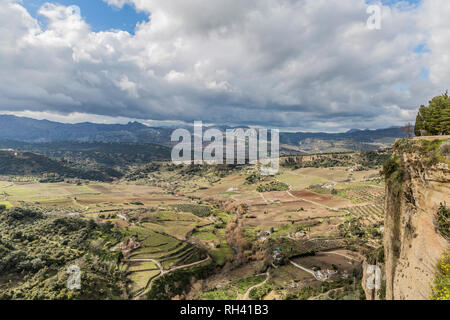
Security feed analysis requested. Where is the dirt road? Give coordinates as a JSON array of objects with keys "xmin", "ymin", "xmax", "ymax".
[
  {"xmin": 129, "ymin": 255, "xmax": 211, "ymax": 299},
  {"xmin": 243, "ymin": 270, "xmax": 270, "ymax": 300}
]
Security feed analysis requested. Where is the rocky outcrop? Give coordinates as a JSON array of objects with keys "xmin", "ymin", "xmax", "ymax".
[{"xmin": 384, "ymin": 139, "xmax": 449, "ymax": 300}]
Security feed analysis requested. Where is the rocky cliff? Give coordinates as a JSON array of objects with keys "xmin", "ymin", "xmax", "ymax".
[{"xmin": 383, "ymin": 137, "xmax": 449, "ymax": 300}]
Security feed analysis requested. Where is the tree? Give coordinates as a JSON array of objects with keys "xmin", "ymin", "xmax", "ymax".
[
  {"xmin": 414, "ymin": 105, "xmax": 427, "ymax": 136},
  {"xmin": 414, "ymin": 91, "xmax": 450, "ymax": 136},
  {"xmin": 401, "ymin": 122, "xmax": 413, "ymax": 138}
]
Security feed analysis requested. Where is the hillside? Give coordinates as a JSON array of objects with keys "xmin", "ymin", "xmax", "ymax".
[
  {"xmin": 0, "ymin": 150, "xmax": 118, "ymax": 181},
  {"xmin": 280, "ymin": 128, "xmax": 407, "ymax": 153},
  {"xmin": 382, "ymin": 137, "xmax": 450, "ymax": 300},
  {"xmin": 0, "ymin": 140, "xmax": 171, "ymax": 167},
  {"xmin": 0, "ymin": 115, "xmax": 172, "ymax": 144},
  {"xmin": 0, "ymin": 206, "xmax": 127, "ymax": 299}
]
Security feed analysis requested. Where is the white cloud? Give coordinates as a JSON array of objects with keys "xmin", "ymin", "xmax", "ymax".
[
  {"xmin": 418, "ymin": 0, "xmax": 450, "ymax": 87},
  {"xmin": 0, "ymin": 0, "xmax": 449, "ymax": 131},
  {"xmin": 102, "ymin": 0, "xmax": 132, "ymax": 9}
]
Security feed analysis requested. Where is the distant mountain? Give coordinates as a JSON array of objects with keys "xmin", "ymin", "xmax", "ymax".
[
  {"xmin": 0, "ymin": 115, "xmax": 173, "ymax": 144},
  {"xmin": 280, "ymin": 127, "xmax": 407, "ymax": 153},
  {"xmin": 280, "ymin": 127, "xmax": 406, "ymax": 144},
  {"xmin": 0, "ymin": 114, "xmax": 407, "ymax": 153},
  {"xmin": 346, "ymin": 129, "xmax": 363, "ymax": 134}
]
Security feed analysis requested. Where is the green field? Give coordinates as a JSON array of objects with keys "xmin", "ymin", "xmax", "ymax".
[
  {"xmin": 0, "ymin": 201, "xmax": 12, "ymax": 209},
  {"xmin": 276, "ymin": 172, "xmax": 326, "ymax": 189}
]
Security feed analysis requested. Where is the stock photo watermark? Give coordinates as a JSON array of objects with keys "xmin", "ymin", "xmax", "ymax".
[
  {"xmin": 366, "ymin": 265, "xmax": 382, "ymax": 290},
  {"xmin": 367, "ymin": 5, "xmax": 382, "ymax": 30},
  {"xmin": 171, "ymin": 121, "xmax": 280, "ymax": 175},
  {"xmin": 67, "ymin": 265, "xmax": 81, "ymax": 290}
]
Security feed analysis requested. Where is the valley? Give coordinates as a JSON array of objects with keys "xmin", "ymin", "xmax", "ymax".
[{"xmin": 0, "ymin": 149, "xmax": 388, "ymax": 300}]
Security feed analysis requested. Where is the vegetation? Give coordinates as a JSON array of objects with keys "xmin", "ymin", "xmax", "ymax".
[
  {"xmin": 173, "ymin": 204, "xmax": 212, "ymax": 217},
  {"xmin": 392, "ymin": 137, "xmax": 450, "ymax": 166},
  {"xmin": 235, "ymin": 275, "xmax": 265, "ymax": 294},
  {"xmin": 0, "ymin": 140, "xmax": 171, "ymax": 167},
  {"xmin": 365, "ymin": 247, "xmax": 385, "ymax": 265},
  {"xmin": 415, "ymin": 92, "xmax": 450, "ymax": 136},
  {"xmin": 0, "ymin": 150, "xmax": 118, "ymax": 182},
  {"xmin": 358, "ymin": 150, "xmax": 392, "ymax": 168},
  {"xmin": 0, "ymin": 144, "xmax": 417, "ymax": 301},
  {"xmin": 249, "ymin": 283, "xmax": 273, "ymax": 300},
  {"xmin": 436, "ymin": 203, "xmax": 449, "ymax": 239},
  {"xmin": 256, "ymin": 181, "xmax": 289, "ymax": 192},
  {"xmin": 147, "ymin": 261, "xmax": 215, "ymax": 300},
  {"xmin": 440, "ymin": 142, "xmax": 450, "ymax": 157},
  {"xmin": 283, "ymin": 277, "xmax": 364, "ymax": 300},
  {"xmin": 245, "ymin": 173, "xmax": 264, "ymax": 185},
  {"xmin": 282, "ymin": 150, "xmax": 391, "ymax": 170},
  {"xmin": 0, "ymin": 206, "xmax": 127, "ymax": 299},
  {"xmin": 282, "ymin": 154, "xmax": 352, "ymax": 169},
  {"xmin": 381, "ymin": 155, "xmax": 403, "ymax": 182},
  {"xmin": 430, "ymin": 250, "xmax": 450, "ymax": 300}
]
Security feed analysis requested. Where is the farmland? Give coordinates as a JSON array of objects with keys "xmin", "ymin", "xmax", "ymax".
[{"xmin": 0, "ymin": 149, "xmax": 386, "ymax": 300}]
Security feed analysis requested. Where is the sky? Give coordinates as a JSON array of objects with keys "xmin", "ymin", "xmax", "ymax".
[
  {"xmin": 0, "ymin": 0, "xmax": 449, "ymax": 132},
  {"xmin": 20, "ymin": 0, "xmax": 148, "ymax": 34}
]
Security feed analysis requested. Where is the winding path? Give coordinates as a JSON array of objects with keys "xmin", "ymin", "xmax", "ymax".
[
  {"xmin": 324, "ymin": 251, "xmax": 359, "ymax": 262},
  {"xmin": 127, "ymin": 255, "xmax": 211, "ymax": 299},
  {"xmin": 243, "ymin": 270, "xmax": 270, "ymax": 300},
  {"xmin": 289, "ymin": 260, "xmax": 320, "ymax": 280}
]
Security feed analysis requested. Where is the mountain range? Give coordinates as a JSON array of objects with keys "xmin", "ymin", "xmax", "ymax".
[{"xmin": 0, "ymin": 114, "xmax": 407, "ymax": 153}]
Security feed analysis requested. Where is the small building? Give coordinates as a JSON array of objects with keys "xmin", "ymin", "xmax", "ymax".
[
  {"xmin": 258, "ymin": 230, "xmax": 272, "ymax": 241},
  {"xmin": 272, "ymin": 248, "xmax": 283, "ymax": 263},
  {"xmin": 294, "ymin": 231, "xmax": 307, "ymax": 238}
]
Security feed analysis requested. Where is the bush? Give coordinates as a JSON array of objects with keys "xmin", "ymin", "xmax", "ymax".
[
  {"xmin": 173, "ymin": 204, "xmax": 212, "ymax": 217},
  {"xmin": 245, "ymin": 173, "xmax": 263, "ymax": 185},
  {"xmin": 256, "ymin": 181, "xmax": 289, "ymax": 192},
  {"xmin": 440, "ymin": 142, "xmax": 450, "ymax": 157},
  {"xmin": 436, "ymin": 203, "xmax": 449, "ymax": 239},
  {"xmin": 249, "ymin": 283, "xmax": 272, "ymax": 300},
  {"xmin": 4, "ymin": 208, "xmax": 43, "ymax": 223},
  {"xmin": 381, "ymin": 156, "xmax": 401, "ymax": 179},
  {"xmin": 431, "ymin": 250, "xmax": 450, "ymax": 300}
]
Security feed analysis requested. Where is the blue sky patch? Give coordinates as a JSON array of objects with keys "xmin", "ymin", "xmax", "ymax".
[
  {"xmin": 366, "ymin": 0, "xmax": 421, "ymax": 7},
  {"xmin": 21, "ymin": 0, "xmax": 149, "ymax": 34},
  {"xmin": 414, "ymin": 43, "xmax": 431, "ymax": 55}
]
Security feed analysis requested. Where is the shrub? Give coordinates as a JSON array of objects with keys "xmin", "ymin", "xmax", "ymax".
[
  {"xmin": 436, "ymin": 203, "xmax": 449, "ymax": 239},
  {"xmin": 256, "ymin": 181, "xmax": 289, "ymax": 192},
  {"xmin": 430, "ymin": 250, "xmax": 450, "ymax": 300},
  {"xmin": 4, "ymin": 208, "xmax": 43, "ymax": 223},
  {"xmin": 173, "ymin": 204, "xmax": 212, "ymax": 217},
  {"xmin": 245, "ymin": 173, "xmax": 263, "ymax": 185},
  {"xmin": 440, "ymin": 142, "xmax": 450, "ymax": 157},
  {"xmin": 249, "ymin": 283, "xmax": 272, "ymax": 300},
  {"xmin": 381, "ymin": 156, "xmax": 402, "ymax": 180}
]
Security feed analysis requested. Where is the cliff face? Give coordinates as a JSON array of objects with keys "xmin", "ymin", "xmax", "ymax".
[{"xmin": 384, "ymin": 139, "xmax": 449, "ymax": 300}]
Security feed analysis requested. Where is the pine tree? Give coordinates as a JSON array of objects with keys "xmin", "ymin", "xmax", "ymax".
[
  {"xmin": 414, "ymin": 92, "xmax": 450, "ymax": 136},
  {"xmin": 414, "ymin": 105, "xmax": 426, "ymax": 136}
]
